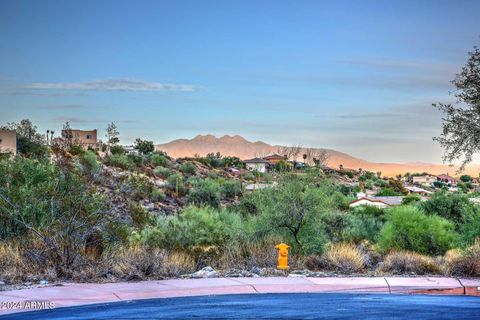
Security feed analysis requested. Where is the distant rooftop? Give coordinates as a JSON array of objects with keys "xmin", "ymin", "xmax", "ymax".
[{"xmin": 244, "ymin": 157, "xmax": 268, "ymax": 163}]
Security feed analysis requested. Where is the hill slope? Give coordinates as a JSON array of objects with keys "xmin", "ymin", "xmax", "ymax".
[{"xmin": 156, "ymin": 134, "xmax": 479, "ymax": 177}]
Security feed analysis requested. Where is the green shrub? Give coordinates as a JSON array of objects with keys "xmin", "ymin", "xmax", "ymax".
[
  {"xmin": 374, "ymin": 179, "xmax": 386, "ymax": 187},
  {"xmin": 245, "ymin": 176, "xmax": 336, "ymax": 254},
  {"xmin": 420, "ymin": 192, "xmax": 475, "ymax": 223},
  {"xmin": 320, "ymin": 211, "xmax": 348, "ymax": 243},
  {"xmin": 121, "ymin": 174, "xmax": 152, "ymax": 200},
  {"xmin": 434, "ymin": 180, "xmax": 448, "ymax": 189},
  {"xmin": 151, "ymin": 188, "xmax": 166, "ymax": 202},
  {"xmin": 188, "ymin": 180, "xmax": 220, "ymax": 208},
  {"xmin": 167, "ymin": 173, "xmax": 187, "ymax": 196},
  {"xmin": 343, "ymin": 214, "xmax": 384, "ymax": 244},
  {"xmin": 151, "ymin": 153, "xmax": 169, "ymax": 167},
  {"xmin": 243, "ymin": 172, "xmax": 255, "ymax": 181},
  {"xmin": 153, "ymin": 167, "xmax": 172, "ymax": 179},
  {"xmin": 106, "ymin": 154, "xmax": 133, "ymax": 170},
  {"xmin": 79, "ymin": 150, "xmax": 100, "ymax": 177},
  {"xmin": 385, "ymin": 179, "xmax": 408, "ymax": 195},
  {"xmin": 365, "ymin": 181, "xmax": 374, "ymax": 190},
  {"xmin": 127, "ymin": 154, "xmax": 145, "ymax": 167},
  {"xmin": 376, "ymin": 188, "xmax": 401, "ymax": 196},
  {"xmin": 0, "ymin": 156, "xmax": 107, "ymax": 273},
  {"xmin": 207, "ymin": 171, "xmax": 219, "ymax": 179},
  {"xmin": 402, "ymin": 194, "xmax": 421, "ymax": 205},
  {"xmin": 378, "ymin": 206, "xmax": 459, "ymax": 255},
  {"xmin": 134, "ymin": 138, "xmax": 154, "ymax": 155},
  {"xmin": 68, "ymin": 144, "xmax": 85, "ymax": 156},
  {"xmin": 342, "ymin": 205, "xmax": 385, "ymax": 243},
  {"xmin": 179, "ymin": 162, "xmax": 196, "ymax": 175},
  {"xmin": 110, "ymin": 145, "xmax": 125, "ymax": 155},
  {"xmin": 17, "ymin": 136, "xmax": 49, "ymax": 158},
  {"xmin": 221, "ymin": 180, "xmax": 242, "ymax": 199},
  {"xmin": 129, "ymin": 202, "xmax": 153, "ymax": 228},
  {"xmin": 275, "ymin": 160, "xmax": 290, "ymax": 172},
  {"xmin": 349, "ymin": 205, "xmax": 386, "ymax": 218},
  {"xmin": 459, "ymin": 209, "xmax": 480, "ymax": 246},
  {"xmin": 135, "ymin": 206, "xmax": 243, "ymax": 254},
  {"xmin": 339, "ymin": 184, "xmax": 360, "ymax": 196}
]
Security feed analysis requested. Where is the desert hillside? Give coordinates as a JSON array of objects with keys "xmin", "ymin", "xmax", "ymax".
[{"xmin": 156, "ymin": 134, "xmax": 480, "ymax": 177}]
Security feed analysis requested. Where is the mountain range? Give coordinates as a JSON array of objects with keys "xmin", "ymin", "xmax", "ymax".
[{"xmin": 156, "ymin": 134, "xmax": 480, "ymax": 177}]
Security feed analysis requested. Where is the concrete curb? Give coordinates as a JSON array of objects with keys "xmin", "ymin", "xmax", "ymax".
[{"xmin": 0, "ymin": 277, "xmax": 479, "ymax": 315}]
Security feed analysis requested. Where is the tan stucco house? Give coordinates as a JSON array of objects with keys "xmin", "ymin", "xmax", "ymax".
[
  {"xmin": 60, "ymin": 129, "xmax": 101, "ymax": 150},
  {"xmin": 0, "ymin": 130, "xmax": 17, "ymax": 155},
  {"xmin": 412, "ymin": 175, "xmax": 437, "ymax": 186}
]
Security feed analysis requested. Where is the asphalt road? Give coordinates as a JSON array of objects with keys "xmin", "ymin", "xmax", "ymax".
[{"xmin": 2, "ymin": 293, "xmax": 480, "ymax": 320}]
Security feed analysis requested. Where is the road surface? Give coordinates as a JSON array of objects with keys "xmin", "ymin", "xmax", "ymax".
[{"xmin": 2, "ymin": 293, "xmax": 480, "ymax": 319}]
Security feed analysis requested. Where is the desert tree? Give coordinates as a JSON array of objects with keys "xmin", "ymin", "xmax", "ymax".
[
  {"xmin": 61, "ymin": 121, "xmax": 74, "ymax": 148},
  {"xmin": 276, "ymin": 146, "xmax": 289, "ymax": 159},
  {"xmin": 105, "ymin": 122, "xmax": 119, "ymax": 156},
  {"xmin": 434, "ymin": 44, "xmax": 480, "ymax": 170},
  {"xmin": 1, "ymin": 119, "xmax": 45, "ymax": 144},
  {"xmin": 0, "ymin": 156, "xmax": 106, "ymax": 275},
  {"xmin": 134, "ymin": 138, "xmax": 155, "ymax": 154},
  {"xmin": 278, "ymin": 145, "xmax": 302, "ymax": 160},
  {"xmin": 289, "ymin": 144, "xmax": 302, "ymax": 161},
  {"xmin": 302, "ymin": 148, "xmax": 329, "ymax": 167}
]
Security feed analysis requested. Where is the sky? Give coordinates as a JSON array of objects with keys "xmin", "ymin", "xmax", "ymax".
[{"xmin": 0, "ymin": 0, "xmax": 479, "ymax": 163}]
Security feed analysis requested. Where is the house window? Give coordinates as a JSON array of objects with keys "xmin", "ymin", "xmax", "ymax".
[{"xmin": 86, "ymin": 134, "xmax": 93, "ymax": 139}]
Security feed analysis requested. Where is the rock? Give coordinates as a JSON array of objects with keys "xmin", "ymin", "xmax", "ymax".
[
  {"xmin": 222, "ymin": 269, "xmax": 256, "ymax": 278},
  {"xmin": 251, "ymin": 266, "xmax": 262, "ymax": 275},
  {"xmin": 191, "ymin": 266, "xmax": 218, "ymax": 278},
  {"xmin": 126, "ymin": 273, "xmax": 142, "ymax": 281},
  {"xmin": 154, "ymin": 179, "xmax": 167, "ymax": 187},
  {"xmin": 288, "ymin": 273, "xmax": 306, "ymax": 278},
  {"xmin": 141, "ymin": 202, "xmax": 155, "ymax": 211},
  {"xmin": 0, "ymin": 281, "xmax": 5, "ymax": 286},
  {"xmin": 39, "ymin": 280, "xmax": 48, "ymax": 285}
]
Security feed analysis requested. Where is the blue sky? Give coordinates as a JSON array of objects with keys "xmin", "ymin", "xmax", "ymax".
[{"xmin": 1, "ymin": 0, "xmax": 479, "ymax": 163}]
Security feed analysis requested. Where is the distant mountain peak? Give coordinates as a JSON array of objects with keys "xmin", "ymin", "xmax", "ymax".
[
  {"xmin": 156, "ymin": 134, "xmax": 480, "ymax": 177},
  {"xmin": 192, "ymin": 134, "xmax": 216, "ymax": 140}
]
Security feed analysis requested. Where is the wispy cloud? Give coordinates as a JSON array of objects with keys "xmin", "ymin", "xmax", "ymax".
[
  {"xmin": 9, "ymin": 91, "xmax": 89, "ymax": 97},
  {"xmin": 51, "ymin": 116, "xmax": 140, "ymax": 125},
  {"xmin": 22, "ymin": 78, "xmax": 198, "ymax": 92},
  {"xmin": 333, "ymin": 113, "xmax": 399, "ymax": 119},
  {"xmin": 52, "ymin": 116, "xmax": 106, "ymax": 124},
  {"xmin": 38, "ymin": 104, "xmax": 85, "ymax": 110}
]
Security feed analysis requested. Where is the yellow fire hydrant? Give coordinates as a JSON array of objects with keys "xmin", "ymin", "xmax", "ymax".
[{"xmin": 275, "ymin": 243, "xmax": 289, "ymax": 270}]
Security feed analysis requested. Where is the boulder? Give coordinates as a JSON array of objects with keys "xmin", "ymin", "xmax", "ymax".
[{"xmin": 191, "ymin": 266, "xmax": 218, "ymax": 278}]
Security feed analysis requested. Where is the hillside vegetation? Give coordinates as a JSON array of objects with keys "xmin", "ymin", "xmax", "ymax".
[{"xmin": 1, "ymin": 133, "xmax": 480, "ymax": 286}]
